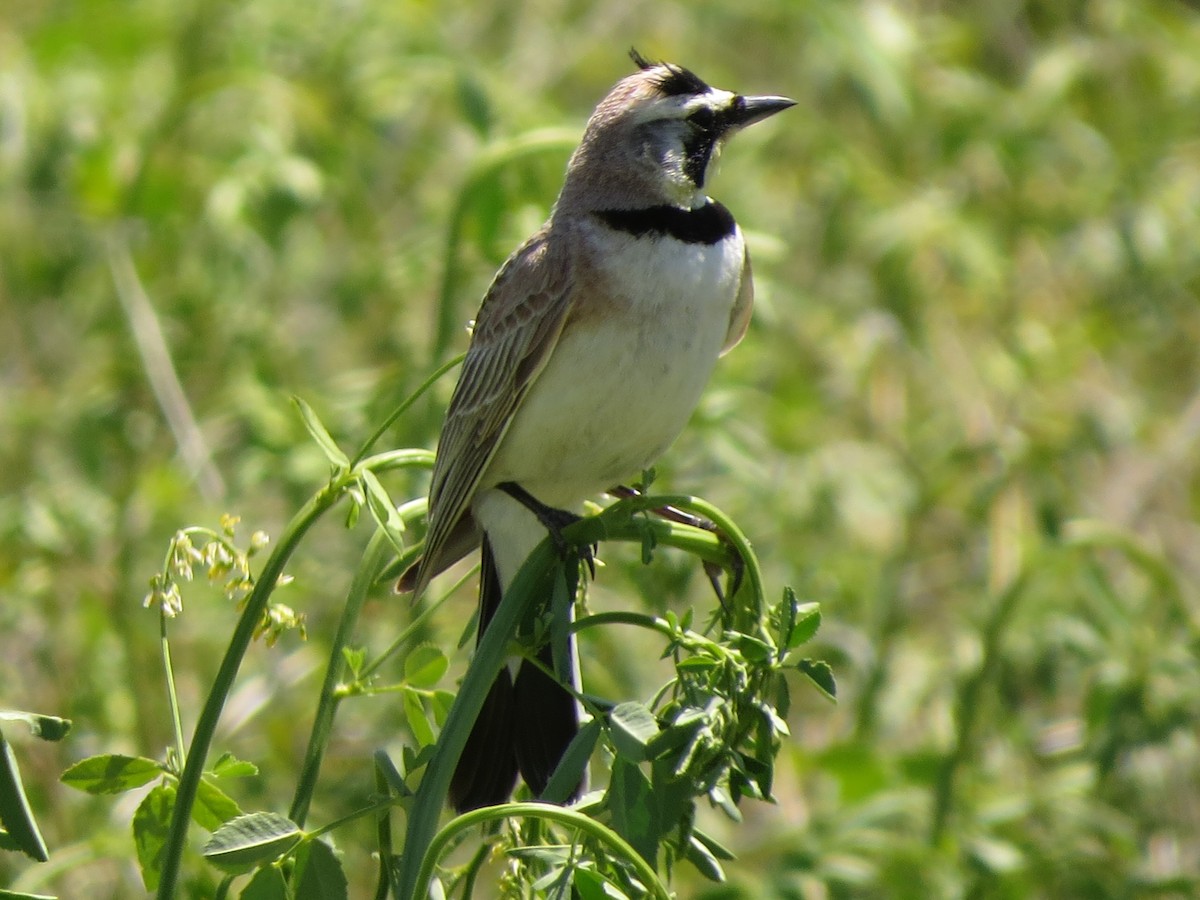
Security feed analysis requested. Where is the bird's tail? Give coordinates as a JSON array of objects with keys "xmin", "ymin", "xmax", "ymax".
[
  {"xmin": 448, "ymin": 536, "xmax": 584, "ymax": 812},
  {"xmin": 513, "ymin": 636, "xmax": 582, "ymax": 799}
]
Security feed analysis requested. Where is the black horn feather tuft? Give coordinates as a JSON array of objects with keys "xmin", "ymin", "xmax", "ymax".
[{"xmin": 628, "ymin": 49, "xmax": 711, "ymax": 97}]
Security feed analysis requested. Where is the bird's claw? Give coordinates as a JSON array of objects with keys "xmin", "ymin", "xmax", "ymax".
[
  {"xmin": 499, "ymin": 481, "xmax": 596, "ymax": 579},
  {"xmin": 609, "ymin": 484, "xmax": 743, "ymax": 604}
]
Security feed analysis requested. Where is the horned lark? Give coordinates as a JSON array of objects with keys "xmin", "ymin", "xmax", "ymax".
[{"xmin": 400, "ymin": 50, "xmax": 793, "ymax": 812}]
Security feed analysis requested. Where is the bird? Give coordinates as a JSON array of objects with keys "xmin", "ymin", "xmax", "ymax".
[{"xmin": 398, "ymin": 49, "xmax": 794, "ymax": 813}]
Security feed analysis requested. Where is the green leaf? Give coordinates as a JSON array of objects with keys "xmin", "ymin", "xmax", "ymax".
[
  {"xmin": 133, "ymin": 783, "xmax": 176, "ymax": 891},
  {"xmin": 293, "ymin": 838, "xmax": 348, "ymax": 900},
  {"xmin": 239, "ymin": 865, "xmax": 288, "ymax": 900},
  {"xmin": 429, "ymin": 690, "xmax": 455, "ymax": 727},
  {"xmin": 675, "ymin": 656, "xmax": 717, "ymax": 673},
  {"xmin": 790, "ymin": 604, "xmax": 822, "ymax": 647},
  {"xmin": 643, "ymin": 719, "xmax": 700, "ymax": 761},
  {"xmin": 648, "ymin": 710, "xmax": 710, "ymax": 763},
  {"xmin": 0, "ymin": 890, "xmax": 58, "ymax": 899},
  {"xmin": 211, "ymin": 751, "xmax": 259, "ymax": 780},
  {"xmin": 341, "ymin": 647, "xmax": 367, "ymax": 679},
  {"xmin": 648, "ymin": 759, "xmax": 695, "ymax": 838},
  {"xmin": 777, "ymin": 588, "xmax": 821, "ymax": 649},
  {"xmin": 530, "ymin": 853, "xmax": 574, "ymax": 898},
  {"xmin": 203, "ymin": 812, "xmax": 302, "ymax": 874},
  {"xmin": 672, "ymin": 731, "xmax": 708, "ymax": 781},
  {"xmin": 361, "ymin": 469, "xmax": 407, "ymax": 556},
  {"xmin": 373, "ymin": 749, "xmax": 412, "ymax": 799},
  {"xmin": 638, "ymin": 523, "xmax": 657, "ymax": 565},
  {"xmin": 510, "ymin": 845, "xmax": 571, "ymax": 865},
  {"xmin": 756, "ymin": 699, "xmax": 790, "ymax": 739},
  {"xmin": 708, "ymin": 784, "xmax": 742, "ymax": 822},
  {"xmin": 773, "ymin": 672, "xmax": 791, "ymax": 720},
  {"xmin": 685, "ymin": 833, "xmax": 726, "ymax": 883},
  {"xmin": 572, "ymin": 867, "xmax": 630, "ymax": 900},
  {"xmin": 193, "ymin": 777, "xmax": 244, "ymax": 832},
  {"xmin": 402, "ymin": 689, "xmax": 435, "ymax": 747},
  {"xmin": 728, "ymin": 631, "xmax": 774, "ymax": 664},
  {"xmin": 344, "ymin": 495, "xmax": 362, "ymax": 529},
  {"xmin": 774, "ymin": 587, "xmax": 797, "ymax": 650},
  {"xmin": 0, "ymin": 711, "xmax": 71, "ymax": 742},
  {"xmin": 61, "ymin": 754, "xmax": 163, "ymax": 795},
  {"xmin": 292, "ymin": 396, "xmax": 349, "ymax": 468},
  {"xmin": 797, "ymin": 658, "xmax": 837, "ymax": 701},
  {"xmin": 401, "ymin": 742, "xmax": 435, "ymax": 779},
  {"xmin": 737, "ymin": 753, "xmax": 774, "ymax": 801},
  {"xmin": 608, "ymin": 702, "xmax": 660, "ymax": 762},
  {"xmin": 541, "ymin": 718, "xmax": 601, "ymax": 804},
  {"xmin": 691, "ymin": 827, "xmax": 736, "ymax": 861},
  {"xmin": 0, "ymin": 729, "xmax": 48, "ymax": 861},
  {"xmin": 403, "ymin": 644, "xmax": 448, "ymax": 689},
  {"xmin": 607, "ymin": 757, "xmax": 656, "ymax": 866}
]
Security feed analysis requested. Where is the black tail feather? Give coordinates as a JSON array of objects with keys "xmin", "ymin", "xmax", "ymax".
[
  {"xmin": 448, "ymin": 669, "xmax": 518, "ymax": 811},
  {"xmin": 513, "ymin": 642, "xmax": 583, "ymax": 800},
  {"xmin": 448, "ymin": 528, "xmax": 584, "ymax": 810},
  {"xmin": 449, "ymin": 537, "xmax": 518, "ymax": 811}
]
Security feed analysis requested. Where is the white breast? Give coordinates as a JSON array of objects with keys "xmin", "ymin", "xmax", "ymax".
[{"xmin": 482, "ymin": 223, "xmax": 746, "ymax": 507}]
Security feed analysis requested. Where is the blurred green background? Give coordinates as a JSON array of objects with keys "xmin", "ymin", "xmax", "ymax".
[{"xmin": 3, "ymin": 0, "xmax": 1200, "ymax": 896}]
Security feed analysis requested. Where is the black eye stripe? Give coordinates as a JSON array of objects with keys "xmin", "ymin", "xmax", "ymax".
[{"xmin": 688, "ymin": 107, "xmax": 717, "ymax": 130}]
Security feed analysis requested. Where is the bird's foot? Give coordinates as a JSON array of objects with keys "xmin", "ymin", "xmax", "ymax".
[
  {"xmin": 609, "ymin": 484, "xmax": 744, "ymax": 604},
  {"xmin": 498, "ymin": 482, "xmax": 596, "ymax": 579}
]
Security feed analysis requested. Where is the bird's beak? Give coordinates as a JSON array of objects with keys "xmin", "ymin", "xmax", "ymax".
[{"xmin": 727, "ymin": 94, "xmax": 797, "ymax": 129}]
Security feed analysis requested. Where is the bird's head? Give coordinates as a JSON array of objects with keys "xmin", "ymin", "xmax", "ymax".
[{"xmin": 560, "ymin": 50, "xmax": 795, "ymax": 210}]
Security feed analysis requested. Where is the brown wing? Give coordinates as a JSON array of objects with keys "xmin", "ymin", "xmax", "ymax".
[
  {"xmin": 404, "ymin": 226, "xmax": 576, "ymax": 598},
  {"xmin": 721, "ymin": 242, "xmax": 754, "ymax": 356}
]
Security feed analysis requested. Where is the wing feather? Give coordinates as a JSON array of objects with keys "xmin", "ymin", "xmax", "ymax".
[
  {"xmin": 406, "ymin": 227, "xmax": 575, "ymax": 597},
  {"xmin": 721, "ymin": 242, "xmax": 754, "ymax": 355}
]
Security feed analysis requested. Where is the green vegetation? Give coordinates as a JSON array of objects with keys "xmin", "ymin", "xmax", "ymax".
[{"xmin": 3, "ymin": 0, "xmax": 1199, "ymax": 897}]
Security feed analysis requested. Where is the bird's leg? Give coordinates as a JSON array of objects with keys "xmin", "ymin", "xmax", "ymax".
[
  {"xmin": 608, "ymin": 484, "xmax": 744, "ymax": 604},
  {"xmin": 497, "ymin": 482, "xmax": 596, "ymax": 579},
  {"xmin": 608, "ymin": 484, "xmax": 714, "ymax": 530}
]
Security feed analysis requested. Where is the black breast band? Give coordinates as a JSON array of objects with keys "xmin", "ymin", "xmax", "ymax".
[{"xmin": 594, "ymin": 201, "xmax": 736, "ymax": 245}]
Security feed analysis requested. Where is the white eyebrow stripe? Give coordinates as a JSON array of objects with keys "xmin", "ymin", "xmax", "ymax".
[
  {"xmin": 687, "ymin": 88, "xmax": 736, "ymax": 112},
  {"xmin": 628, "ymin": 95, "xmax": 690, "ymax": 124},
  {"xmin": 628, "ymin": 89, "xmax": 739, "ymax": 126}
]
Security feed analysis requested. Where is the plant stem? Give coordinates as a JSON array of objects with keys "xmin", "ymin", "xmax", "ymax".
[
  {"xmin": 357, "ymin": 564, "xmax": 475, "ymax": 682},
  {"xmin": 289, "ymin": 529, "xmax": 392, "ymax": 827},
  {"xmin": 393, "ymin": 542, "xmax": 560, "ymax": 899},
  {"xmin": 372, "ymin": 754, "xmax": 396, "ymax": 900},
  {"xmin": 159, "ymin": 609, "xmax": 187, "ymax": 769},
  {"xmin": 156, "ymin": 448, "xmax": 430, "ymax": 896},
  {"xmin": 623, "ymin": 493, "xmax": 766, "ymax": 634},
  {"xmin": 351, "ymin": 354, "xmax": 465, "ymax": 467},
  {"xmin": 155, "ymin": 479, "xmax": 349, "ymax": 900},
  {"xmin": 393, "ymin": 494, "xmax": 745, "ymax": 898},
  {"xmin": 304, "ymin": 794, "xmax": 397, "ymax": 841},
  {"xmin": 415, "ymin": 802, "xmax": 670, "ymax": 900}
]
